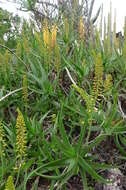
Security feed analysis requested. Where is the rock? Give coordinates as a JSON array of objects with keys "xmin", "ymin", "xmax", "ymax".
[{"xmin": 103, "ymin": 169, "xmax": 123, "ymax": 190}]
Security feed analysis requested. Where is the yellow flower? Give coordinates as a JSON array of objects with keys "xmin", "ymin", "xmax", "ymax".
[
  {"xmin": 79, "ymin": 17, "xmax": 84, "ymax": 40},
  {"xmin": 5, "ymin": 176, "xmax": 15, "ymax": 190},
  {"xmin": 51, "ymin": 114, "xmax": 56, "ymax": 123},
  {"xmin": 4, "ymin": 50, "xmax": 11, "ymax": 72},
  {"xmin": 51, "ymin": 24, "xmax": 57, "ymax": 48},
  {"xmin": 0, "ymin": 120, "xmax": 6, "ymax": 156},
  {"xmin": 72, "ymin": 84, "xmax": 94, "ymax": 114},
  {"xmin": 16, "ymin": 109, "xmax": 27, "ymax": 167},
  {"xmin": 93, "ymin": 54, "xmax": 103, "ymax": 101},
  {"xmin": 43, "ymin": 20, "xmax": 50, "ymax": 47},
  {"xmin": 104, "ymin": 74, "xmax": 113, "ymax": 93}
]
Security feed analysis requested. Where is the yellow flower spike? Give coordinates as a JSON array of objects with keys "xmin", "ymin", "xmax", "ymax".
[
  {"xmin": 5, "ymin": 176, "xmax": 15, "ymax": 190},
  {"xmin": 0, "ymin": 120, "xmax": 6, "ymax": 157},
  {"xmin": 72, "ymin": 84, "xmax": 94, "ymax": 114},
  {"xmin": 42, "ymin": 20, "xmax": 51, "ymax": 67},
  {"xmin": 93, "ymin": 54, "xmax": 103, "ymax": 102},
  {"xmin": 43, "ymin": 20, "xmax": 50, "ymax": 47},
  {"xmin": 22, "ymin": 74, "xmax": 28, "ymax": 109},
  {"xmin": 4, "ymin": 50, "xmax": 11, "ymax": 72},
  {"xmin": 104, "ymin": 74, "xmax": 113, "ymax": 93},
  {"xmin": 51, "ymin": 24, "xmax": 57, "ymax": 49},
  {"xmin": 79, "ymin": 17, "xmax": 84, "ymax": 40},
  {"xmin": 51, "ymin": 114, "xmax": 56, "ymax": 123},
  {"xmin": 16, "ymin": 109, "xmax": 27, "ymax": 167}
]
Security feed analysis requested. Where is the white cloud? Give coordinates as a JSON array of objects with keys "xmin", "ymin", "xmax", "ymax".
[{"xmin": 94, "ymin": 0, "xmax": 126, "ymax": 32}]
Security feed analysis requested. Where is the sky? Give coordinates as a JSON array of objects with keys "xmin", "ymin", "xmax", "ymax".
[
  {"xmin": 93, "ymin": 0, "xmax": 126, "ymax": 32},
  {"xmin": 0, "ymin": 0, "xmax": 126, "ymax": 32}
]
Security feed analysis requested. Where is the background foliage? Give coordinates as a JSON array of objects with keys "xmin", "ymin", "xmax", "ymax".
[{"xmin": 0, "ymin": 0, "xmax": 126, "ymax": 189}]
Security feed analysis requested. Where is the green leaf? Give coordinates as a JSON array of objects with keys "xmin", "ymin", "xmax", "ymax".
[
  {"xmin": 80, "ymin": 168, "xmax": 89, "ymax": 190},
  {"xmin": 104, "ymin": 95, "xmax": 118, "ymax": 130},
  {"xmin": 119, "ymin": 135, "xmax": 126, "ymax": 146},
  {"xmin": 26, "ymin": 158, "xmax": 71, "ymax": 182},
  {"xmin": 76, "ymin": 125, "xmax": 86, "ymax": 153},
  {"xmin": 115, "ymin": 135, "xmax": 126, "ymax": 156},
  {"xmin": 79, "ymin": 156, "xmax": 109, "ymax": 183},
  {"xmin": 84, "ymin": 133, "xmax": 107, "ymax": 153},
  {"xmin": 88, "ymin": 162, "xmax": 116, "ymax": 170},
  {"xmin": 58, "ymin": 107, "xmax": 74, "ymax": 155},
  {"xmin": 32, "ymin": 158, "xmax": 76, "ymax": 180}
]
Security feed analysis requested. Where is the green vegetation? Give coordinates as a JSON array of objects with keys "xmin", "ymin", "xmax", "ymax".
[
  {"xmin": 0, "ymin": 8, "xmax": 20, "ymax": 48},
  {"xmin": 0, "ymin": 2, "xmax": 126, "ymax": 189}
]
